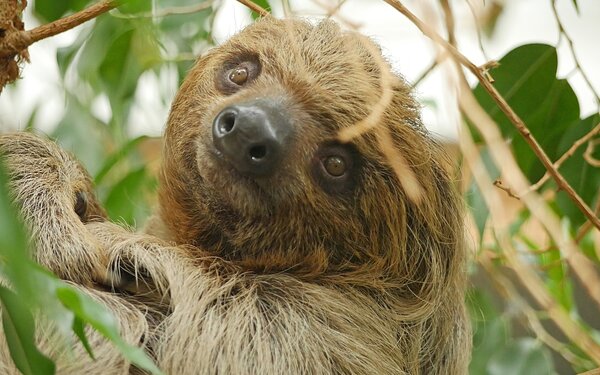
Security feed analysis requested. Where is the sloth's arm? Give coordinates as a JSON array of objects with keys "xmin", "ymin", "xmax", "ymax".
[
  {"xmin": 0, "ymin": 133, "xmax": 153, "ymax": 374},
  {"xmin": 0, "ymin": 132, "xmax": 109, "ymax": 285}
]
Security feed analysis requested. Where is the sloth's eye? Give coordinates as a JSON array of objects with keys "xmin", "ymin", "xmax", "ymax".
[
  {"xmin": 217, "ymin": 55, "xmax": 261, "ymax": 95},
  {"xmin": 323, "ymin": 155, "xmax": 346, "ymax": 177},
  {"xmin": 229, "ymin": 67, "xmax": 249, "ymax": 85},
  {"xmin": 74, "ymin": 191, "xmax": 88, "ymax": 221},
  {"xmin": 312, "ymin": 144, "xmax": 358, "ymax": 194}
]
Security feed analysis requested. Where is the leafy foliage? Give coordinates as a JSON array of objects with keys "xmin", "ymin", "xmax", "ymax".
[
  {"xmin": 468, "ymin": 289, "xmax": 556, "ymax": 375},
  {"xmin": 469, "ymin": 42, "xmax": 600, "ymax": 373}
]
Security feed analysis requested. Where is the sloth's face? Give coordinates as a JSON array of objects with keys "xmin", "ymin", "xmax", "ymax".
[{"xmin": 159, "ymin": 18, "xmax": 450, "ymax": 273}]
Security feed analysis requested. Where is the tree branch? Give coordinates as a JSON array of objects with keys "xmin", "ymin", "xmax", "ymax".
[
  {"xmin": 382, "ymin": 0, "xmax": 600, "ymax": 231},
  {"xmin": 236, "ymin": 0, "xmax": 269, "ymax": 17},
  {"xmin": 550, "ymin": 0, "xmax": 600, "ymax": 106},
  {"xmin": 0, "ymin": 0, "xmax": 117, "ymax": 59},
  {"xmin": 524, "ymin": 122, "xmax": 600, "ymax": 194},
  {"xmin": 584, "ymin": 138, "xmax": 600, "ymax": 167}
]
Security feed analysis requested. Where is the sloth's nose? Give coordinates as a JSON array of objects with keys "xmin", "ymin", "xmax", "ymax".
[{"xmin": 212, "ymin": 99, "xmax": 292, "ymax": 177}]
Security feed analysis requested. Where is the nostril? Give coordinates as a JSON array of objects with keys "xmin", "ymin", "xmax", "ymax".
[
  {"xmin": 249, "ymin": 145, "xmax": 267, "ymax": 161},
  {"xmin": 213, "ymin": 101, "xmax": 292, "ymax": 176},
  {"xmin": 218, "ymin": 111, "xmax": 237, "ymax": 134}
]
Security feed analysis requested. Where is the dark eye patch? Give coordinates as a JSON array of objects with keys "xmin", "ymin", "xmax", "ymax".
[
  {"xmin": 215, "ymin": 52, "xmax": 261, "ymax": 95},
  {"xmin": 311, "ymin": 143, "xmax": 360, "ymax": 195}
]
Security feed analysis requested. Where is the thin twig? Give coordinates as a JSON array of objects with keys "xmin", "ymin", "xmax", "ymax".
[
  {"xmin": 464, "ymin": 0, "xmax": 491, "ymax": 62},
  {"xmin": 312, "ymin": 0, "xmax": 360, "ymax": 30},
  {"xmin": 550, "ymin": 0, "xmax": 600, "ymax": 106},
  {"xmin": 576, "ymin": 199, "xmax": 600, "ymax": 244},
  {"xmin": 236, "ymin": 0, "xmax": 270, "ymax": 17},
  {"xmin": 337, "ymin": 34, "xmax": 423, "ymax": 204},
  {"xmin": 524, "ymin": 123, "xmax": 600, "ymax": 195},
  {"xmin": 0, "ymin": 0, "xmax": 117, "ymax": 59},
  {"xmin": 439, "ymin": 0, "xmax": 456, "ymax": 46},
  {"xmin": 493, "ymin": 179, "xmax": 519, "ymax": 199},
  {"xmin": 584, "ymin": 139, "xmax": 600, "ymax": 167},
  {"xmin": 412, "ymin": 59, "xmax": 437, "ymax": 87},
  {"xmin": 382, "ymin": 0, "xmax": 600, "ymax": 231}
]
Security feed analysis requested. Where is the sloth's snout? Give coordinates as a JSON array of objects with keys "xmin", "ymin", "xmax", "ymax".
[{"xmin": 212, "ymin": 99, "xmax": 292, "ymax": 177}]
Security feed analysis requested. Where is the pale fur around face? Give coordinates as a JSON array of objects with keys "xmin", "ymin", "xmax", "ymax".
[{"xmin": 0, "ymin": 17, "xmax": 470, "ymax": 375}]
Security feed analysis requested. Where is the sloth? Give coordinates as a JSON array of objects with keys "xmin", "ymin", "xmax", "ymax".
[{"xmin": 0, "ymin": 17, "xmax": 470, "ymax": 375}]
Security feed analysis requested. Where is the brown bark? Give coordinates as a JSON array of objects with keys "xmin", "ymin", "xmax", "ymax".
[{"xmin": 0, "ymin": 0, "xmax": 28, "ymax": 93}]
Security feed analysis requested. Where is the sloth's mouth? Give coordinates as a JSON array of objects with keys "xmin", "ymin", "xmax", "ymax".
[
  {"xmin": 203, "ymin": 143, "xmax": 271, "ymax": 205},
  {"xmin": 207, "ymin": 141, "xmax": 269, "ymax": 184}
]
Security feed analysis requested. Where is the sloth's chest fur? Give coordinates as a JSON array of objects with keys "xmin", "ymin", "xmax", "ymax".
[{"xmin": 151, "ymin": 273, "xmax": 409, "ymax": 375}]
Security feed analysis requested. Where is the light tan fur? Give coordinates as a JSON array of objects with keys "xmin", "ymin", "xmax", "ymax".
[
  {"xmin": 0, "ymin": 17, "xmax": 470, "ymax": 375},
  {"xmin": 0, "ymin": 132, "xmax": 152, "ymax": 374},
  {"xmin": 144, "ymin": 17, "xmax": 470, "ymax": 374}
]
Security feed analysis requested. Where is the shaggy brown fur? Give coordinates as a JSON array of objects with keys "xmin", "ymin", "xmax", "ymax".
[
  {"xmin": 0, "ymin": 17, "xmax": 470, "ymax": 375},
  {"xmin": 142, "ymin": 17, "xmax": 471, "ymax": 374},
  {"xmin": 0, "ymin": 132, "xmax": 153, "ymax": 374}
]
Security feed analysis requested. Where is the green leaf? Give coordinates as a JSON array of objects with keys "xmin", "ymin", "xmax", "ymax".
[
  {"xmin": 466, "ymin": 181, "xmax": 488, "ymax": 240},
  {"xmin": 34, "ymin": 0, "xmax": 90, "ymax": 22},
  {"xmin": 554, "ymin": 114, "xmax": 600, "ymax": 228},
  {"xmin": 250, "ymin": 0, "xmax": 270, "ymax": 19},
  {"xmin": 74, "ymin": 15, "xmax": 160, "ymax": 136},
  {"xmin": 468, "ymin": 287, "xmax": 508, "ymax": 375},
  {"xmin": 56, "ymin": 287, "xmax": 163, "ymax": 375},
  {"xmin": 119, "ymin": 0, "xmax": 152, "ymax": 14},
  {"xmin": 474, "ymin": 44, "xmax": 557, "ymax": 126},
  {"xmin": 487, "ymin": 338, "xmax": 556, "ymax": 375},
  {"xmin": 105, "ymin": 166, "xmax": 155, "ymax": 225},
  {"xmin": 471, "ymin": 44, "xmax": 580, "ymax": 180},
  {"xmin": 52, "ymin": 95, "xmax": 110, "ymax": 176},
  {"xmin": 511, "ymin": 79, "xmax": 579, "ymax": 179},
  {"xmin": 0, "ymin": 159, "xmax": 37, "ymax": 300},
  {"xmin": 572, "ymin": 0, "xmax": 579, "ymax": 13},
  {"xmin": 98, "ymin": 29, "xmax": 137, "ymax": 94},
  {"xmin": 0, "ymin": 286, "xmax": 55, "ymax": 375},
  {"xmin": 56, "ymin": 26, "xmax": 94, "ymax": 78},
  {"xmin": 538, "ymin": 246, "xmax": 574, "ymax": 311},
  {"xmin": 72, "ymin": 317, "xmax": 95, "ymax": 359},
  {"xmin": 465, "ymin": 148, "xmax": 499, "ymax": 240},
  {"xmin": 95, "ymin": 135, "xmax": 148, "ymax": 184}
]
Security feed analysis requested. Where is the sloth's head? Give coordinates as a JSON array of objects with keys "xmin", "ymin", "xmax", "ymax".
[{"xmin": 158, "ymin": 18, "xmax": 462, "ymax": 295}]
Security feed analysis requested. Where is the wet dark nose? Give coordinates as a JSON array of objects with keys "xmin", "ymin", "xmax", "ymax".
[{"xmin": 212, "ymin": 100, "xmax": 292, "ymax": 176}]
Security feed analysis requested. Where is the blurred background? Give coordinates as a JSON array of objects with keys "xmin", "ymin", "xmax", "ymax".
[
  {"xmin": 1, "ymin": 1, "xmax": 599, "ymax": 374},
  {"xmin": 2, "ymin": 0, "xmax": 600, "ymax": 139}
]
